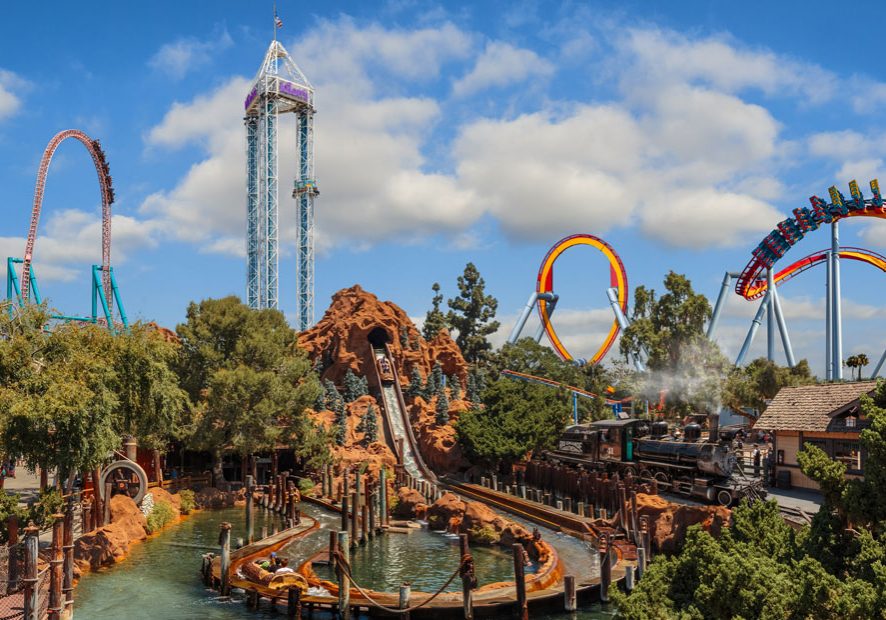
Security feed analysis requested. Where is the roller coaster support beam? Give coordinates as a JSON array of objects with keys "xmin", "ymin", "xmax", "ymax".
[
  {"xmin": 826, "ymin": 250, "xmax": 833, "ymax": 381},
  {"xmin": 736, "ymin": 293, "xmax": 770, "ymax": 367},
  {"xmin": 768, "ymin": 272, "xmax": 796, "ymax": 367},
  {"xmin": 533, "ymin": 294, "xmax": 558, "ymax": 343},
  {"xmin": 707, "ymin": 272, "xmax": 739, "ymax": 340},
  {"xmin": 832, "ymin": 223, "xmax": 843, "ymax": 380},
  {"xmin": 871, "ymin": 348, "xmax": 886, "ymax": 379},
  {"xmin": 606, "ymin": 287, "xmax": 645, "ymax": 372},
  {"xmin": 507, "ymin": 292, "xmax": 556, "ymax": 344},
  {"xmin": 767, "ymin": 269, "xmax": 775, "ymax": 362}
]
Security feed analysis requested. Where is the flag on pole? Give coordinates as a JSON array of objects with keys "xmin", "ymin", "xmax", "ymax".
[{"xmin": 275, "ymin": 13, "xmax": 283, "ymax": 28}]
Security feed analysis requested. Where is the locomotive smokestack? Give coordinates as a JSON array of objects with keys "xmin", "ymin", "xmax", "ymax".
[{"xmin": 708, "ymin": 413, "xmax": 720, "ymax": 443}]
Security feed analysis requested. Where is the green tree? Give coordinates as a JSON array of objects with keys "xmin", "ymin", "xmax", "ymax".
[
  {"xmin": 357, "ymin": 403, "xmax": 379, "ymax": 443},
  {"xmin": 722, "ymin": 358, "xmax": 815, "ymax": 418},
  {"xmin": 456, "ymin": 378, "xmax": 570, "ymax": 468},
  {"xmin": 406, "ymin": 366, "xmax": 424, "ymax": 398},
  {"xmin": 619, "ymin": 272, "xmax": 729, "ymax": 415},
  {"xmin": 449, "ymin": 374, "xmax": 462, "ymax": 401},
  {"xmin": 435, "ymin": 384, "xmax": 450, "ymax": 425},
  {"xmin": 446, "ymin": 264, "xmax": 500, "ymax": 363},
  {"xmin": 109, "ymin": 324, "xmax": 189, "ymax": 449},
  {"xmin": 422, "ymin": 282, "xmax": 448, "ymax": 340},
  {"xmin": 324, "ymin": 379, "xmax": 341, "ymax": 410},
  {"xmin": 333, "ymin": 398, "xmax": 347, "ymax": 446},
  {"xmin": 399, "ymin": 326, "xmax": 409, "ymax": 348},
  {"xmin": 0, "ymin": 315, "xmax": 121, "ymax": 485},
  {"xmin": 175, "ymin": 297, "xmax": 323, "ymax": 484},
  {"xmin": 342, "ymin": 369, "xmax": 367, "ymax": 402}
]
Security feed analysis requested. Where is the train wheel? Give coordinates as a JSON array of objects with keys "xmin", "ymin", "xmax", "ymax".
[
  {"xmin": 717, "ymin": 490, "xmax": 733, "ymax": 507},
  {"xmin": 653, "ymin": 472, "xmax": 670, "ymax": 485},
  {"xmin": 639, "ymin": 469, "xmax": 653, "ymax": 481},
  {"xmin": 621, "ymin": 465, "xmax": 638, "ymax": 479}
]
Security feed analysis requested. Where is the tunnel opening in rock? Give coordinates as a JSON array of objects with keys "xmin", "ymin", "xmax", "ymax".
[{"xmin": 367, "ymin": 326, "xmax": 391, "ymax": 348}]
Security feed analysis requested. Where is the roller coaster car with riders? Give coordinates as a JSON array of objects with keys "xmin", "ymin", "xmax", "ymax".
[{"xmin": 542, "ymin": 415, "xmax": 764, "ymax": 506}]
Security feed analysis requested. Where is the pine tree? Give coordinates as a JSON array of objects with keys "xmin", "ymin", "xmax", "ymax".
[
  {"xmin": 446, "ymin": 263, "xmax": 500, "ymax": 363},
  {"xmin": 466, "ymin": 372, "xmax": 477, "ymax": 403},
  {"xmin": 466, "ymin": 367, "xmax": 485, "ymax": 403},
  {"xmin": 334, "ymin": 398, "xmax": 347, "ymax": 446},
  {"xmin": 431, "ymin": 362, "xmax": 444, "ymax": 394},
  {"xmin": 400, "ymin": 326, "xmax": 409, "ymax": 348},
  {"xmin": 314, "ymin": 388, "xmax": 327, "ymax": 412},
  {"xmin": 324, "ymin": 379, "xmax": 341, "ymax": 410},
  {"xmin": 358, "ymin": 404, "xmax": 379, "ymax": 443},
  {"xmin": 422, "ymin": 283, "xmax": 448, "ymax": 340},
  {"xmin": 435, "ymin": 385, "xmax": 450, "ymax": 425},
  {"xmin": 449, "ymin": 374, "xmax": 462, "ymax": 401},
  {"xmin": 425, "ymin": 367, "xmax": 437, "ymax": 396},
  {"xmin": 343, "ymin": 369, "xmax": 366, "ymax": 402},
  {"xmin": 407, "ymin": 367, "xmax": 424, "ymax": 398}
]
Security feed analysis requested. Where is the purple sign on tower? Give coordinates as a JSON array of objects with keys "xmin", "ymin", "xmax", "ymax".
[
  {"xmin": 244, "ymin": 87, "xmax": 259, "ymax": 111},
  {"xmin": 279, "ymin": 81, "xmax": 309, "ymax": 103}
]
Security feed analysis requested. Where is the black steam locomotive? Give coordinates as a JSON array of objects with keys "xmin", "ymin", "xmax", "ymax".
[{"xmin": 544, "ymin": 414, "xmax": 765, "ymax": 505}]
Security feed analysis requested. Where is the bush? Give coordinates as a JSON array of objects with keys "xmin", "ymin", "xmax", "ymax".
[
  {"xmin": 468, "ymin": 525, "xmax": 499, "ymax": 545},
  {"xmin": 145, "ymin": 500, "xmax": 176, "ymax": 533},
  {"xmin": 0, "ymin": 490, "xmax": 28, "ymax": 543},
  {"xmin": 178, "ymin": 489, "xmax": 195, "ymax": 515},
  {"xmin": 298, "ymin": 478, "xmax": 315, "ymax": 493},
  {"xmin": 28, "ymin": 487, "xmax": 64, "ymax": 529}
]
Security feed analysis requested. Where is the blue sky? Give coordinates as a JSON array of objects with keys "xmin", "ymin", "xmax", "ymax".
[{"xmin": 2, "ymin": 1, "xmax": 886, "ymax": 377}]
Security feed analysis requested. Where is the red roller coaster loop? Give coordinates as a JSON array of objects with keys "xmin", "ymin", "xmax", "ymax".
[{"xmin": 21, "ymin": 129, "xmax": 115, "ymax": 308}]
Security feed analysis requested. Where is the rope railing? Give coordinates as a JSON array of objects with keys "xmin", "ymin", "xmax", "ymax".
[{"xmin": 332, "ymin": 549, "xmax": 472, "ymax": 614}]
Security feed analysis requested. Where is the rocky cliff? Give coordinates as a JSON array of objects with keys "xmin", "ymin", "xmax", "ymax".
[{"xmin": 299, "ymin": 285, "xmax": 470, "ymax": 474}]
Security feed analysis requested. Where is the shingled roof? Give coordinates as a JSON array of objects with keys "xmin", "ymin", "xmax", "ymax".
[{"xmin": 755, "ymin": 381, "xmax": 877, "ymax": 432}]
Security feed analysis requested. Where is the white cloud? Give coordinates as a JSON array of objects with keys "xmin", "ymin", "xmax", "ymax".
[
  {"xmin": 148, "ymin": 30, "xmax": 233, "ymax": 80},
  {"xmin": 453, "ymin": 41, "xmax": 553, "ymax": 97},
  {"xmin": 0, "ymin": 210, "xmax": 159, "ymax": 283},
  {"xmin": 622, "ymin": 28, "xmax": 837, "ymax": 103},
  {"xmin": 0, "ymin": 69, "xmax": 27, "ymax": 121},
  {"xmin": 860, "ymin": 219, "xmax": 886, "ymax": 248}
]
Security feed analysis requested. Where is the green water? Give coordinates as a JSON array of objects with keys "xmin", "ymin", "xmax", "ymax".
[{"xmin": 75, "ymin": 502, "xmax": 614, "ymax": 619}]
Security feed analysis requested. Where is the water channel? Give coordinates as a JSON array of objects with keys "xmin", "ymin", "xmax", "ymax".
[{"xmin": 76, "ymin": 501, "xmax": 614, "ymax": 619}]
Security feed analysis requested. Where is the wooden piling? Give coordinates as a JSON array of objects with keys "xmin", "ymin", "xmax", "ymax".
[
  {"xmin": 640, "ymin": 516, "xmax": 651, "ymax": 559},
  {"xmin": 379, "ymin": 468, "xmax": 388, "ymax": 527},
  {"xmin": 350, "ymin": 493, "xmax": 359, "ymax": 547},
  {"xmin": 287, "ymin": 586, "xmax": 301, "ymax": 618},
  {"xmin": 637, "ymin": 547, "xmax": 646, "ymax": 581},
  {"xmin": 81, "ymin": 498, "xmax": 91, "ymax": 536},
  {"xmin": 599, "ymin": 535, "xmax": 611, "ymax": 603},
  {"xmin": 246, "ymin": 475, "xmax": 254, "ymax": 543},
  {"xmin": 48, "ymin": 514, "xmax": 64, "ymax": 619},
  {"xmin": 337, "ymin": 531, "xmax": 350, "ymax": 620},
  {"xmin": 23, "ymin": 524, "xmax": 38, "ymax": 620},
  {"xmin": 63, "ymin": 499, "xmax": 74, "ymax": 615},
  {"xmin": 360, "ymin": 504, "xmax": 368, "ymax": 544},
  {"xmin": 329, "ymin": 530, "xmax": 338, "ymax": 561},
  {"xmin": 367, "ymin": 486, "xmax": 376, "ymax": 538},
  {"xmin": 341, "ymin": 491, "xmax": 350, "ymax": 533},
  {"xmin": 219, "ymin": 522, "xmax": 232, "ymax": 596},
  {"xmin": 398, "ymin": 583, "xmax": 411, "ymax": 619},
  {"xmin": 630, "ymin": 490, "xmax": 639, "ymax": 544},
  {"xmin": 512, "ymin": 544, "xmax": 528, "ymax": 620},
  {"xmin": 460, "ymin": 534, "xmax": 474, "ymax": 620},
  {"xmin": 624, "ymin": 565, "xmax": 635, "ymax": 592},
  {"xmin": 564, "ymin": 575, "xmax": 577, "ymax": 611},
  {"xmin": 103, "ymin": 481, "xmax": 112, "ymax": 525},
  {"xmin": 7, "ymin": 515, "xmax": 18, "ymax": 592}
]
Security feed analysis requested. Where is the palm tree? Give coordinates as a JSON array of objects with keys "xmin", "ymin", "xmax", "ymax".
[
  {"xmin": 846, "ymin": 355, "xmax": 859, "ymax": 380},
  {"xmin": 857, "ymin": 353, "xmax": 870, "ymax": 380}
]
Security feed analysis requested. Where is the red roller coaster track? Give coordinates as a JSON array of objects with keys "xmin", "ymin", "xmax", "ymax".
[{"xmin": 21, "ymin": 129, "xmax": 115, "ymax": 307}]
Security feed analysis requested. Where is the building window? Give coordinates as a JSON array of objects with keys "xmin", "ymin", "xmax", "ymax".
[
  {"xmin": 846, "ymin": 416, "xmax": 856, "ymax": 428},
  {"xmin": 834, "ymin": 441, "xmax": 862, "ymax": 471}
]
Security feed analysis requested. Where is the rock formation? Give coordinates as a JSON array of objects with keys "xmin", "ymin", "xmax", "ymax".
[
  {"xmin": 299, "ymin": 285, "xmax": 470, "ymax": 475},
  {"xmin": 424, "ymin": 492, "xmax": 540, "ymax": 554},
  {"xmin": 635, "ymin": 492, "xmax": 730, "ymax": 554}
]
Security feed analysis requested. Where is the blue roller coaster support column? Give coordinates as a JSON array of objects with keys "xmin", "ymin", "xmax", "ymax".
[
  {"xmin": 872, "ymin": 347, "xmax": 886, "ymax": 379},
  {"xmin": 768, "ymin": 273, "xmax": 795, "ymax": 367},
  {"xmin": 606, "ymin": 287, "xmax": 645, "ymax": 372},
  {"xmin": 736, "ymin": 293, "xmax": 770, "ymax": 367},
  {"xmin": 826, "ymin": 250, "xmax": 833, "ymax": 380},
  {"xmin": 109, "ymin": 268, "xmax": 128, "ymax": 330},
  {"xmin": 92, "ymin": 266, "xmax": 115, "ymax": 335},
  {"xmin": 706, "ymin": 272, "xmax": 739, "ymax": 340},
  {"xmin": 832, "ymin": 222, "xmax": 843, "ymax": 380},
  {"xmin": 572, "ymin": 392, "xmax": 578, "ymax": 425},
  {"xmin": 507, "ymin": 292, "xmax": 555, "ymax": 344},
  {"xmin": 533, "ymin": 294, "xmax": 558, "ymax": 342},
  {"xmin": 766, "ymin": 269, "xmax": 775, "ymax": 362}
]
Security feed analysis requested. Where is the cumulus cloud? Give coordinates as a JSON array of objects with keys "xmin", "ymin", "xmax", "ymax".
[
  {"xmin": 148, "ymin": 29, "xmax": 233, "ymax": 80},
  {"xmin": 0, "ymin": 69, "xmax": 27, "ymax": 121},
  {"xmin": 0, "ymin": 210, "xmax": 160, "ymax": 283},
  {"xmin": 453, "ymin": 41, "xmax": 553, "ymax": 96}
]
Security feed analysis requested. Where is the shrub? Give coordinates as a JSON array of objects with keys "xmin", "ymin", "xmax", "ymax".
[
  {"xmin": 298, "ymin": 478, "xmax": 315, "ymax": 493},
  {"xmin": 178, "ymin": 489, "xmax": 195, "ymax": 515},
  {"xmin": 28, "ymin": 487, "xmax": 64, "ymax": 529},
  {"xmin": 145, "ymin": 500, "xmax": 176, "ymax": 533},
  {"xmin": 468, "ymin": 525, "xmax": 499, "ymax": 545},
  {"xmin": 0, "ymin": 490, "xmax": 28, "ymax": 543}
]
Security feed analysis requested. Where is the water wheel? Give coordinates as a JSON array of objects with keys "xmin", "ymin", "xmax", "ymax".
[{"xmin": 99, "ymin": 460, "xmax": 149, "ymax": 505}]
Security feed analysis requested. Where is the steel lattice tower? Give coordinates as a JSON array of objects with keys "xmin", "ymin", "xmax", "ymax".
[{"xmin": 245, "ymin": 40, "xmax": 317, "ymax": 329}]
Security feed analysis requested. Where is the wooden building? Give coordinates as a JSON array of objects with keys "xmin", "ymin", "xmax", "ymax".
[{"xmin": 754, "ymin": 381, "xmax": 876, "ymax": 491}]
